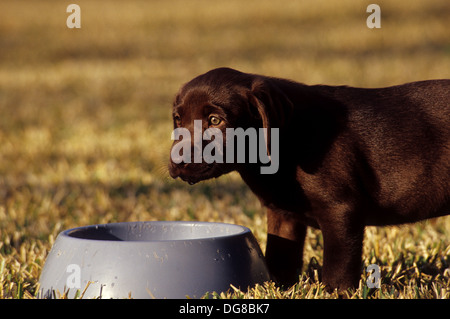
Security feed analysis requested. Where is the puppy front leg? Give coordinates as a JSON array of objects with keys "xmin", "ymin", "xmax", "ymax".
[
  {"xmin": 265, "ymin": 208, "xmax": 307, "ymax": 287},
  {"xmin": 320, "ymin": 215, "xmax": 365, "ymax": 291}
]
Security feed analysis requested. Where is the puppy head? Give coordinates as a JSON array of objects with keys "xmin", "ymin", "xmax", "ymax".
[{"xmin": 168, "ymin": 67, "xmax": 292, "ymax": 184}]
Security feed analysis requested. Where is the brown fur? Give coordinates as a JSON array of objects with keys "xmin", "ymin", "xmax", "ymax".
[{"xmin": 169, "ymin": 67, "xmax": 450, "ymax": 290}]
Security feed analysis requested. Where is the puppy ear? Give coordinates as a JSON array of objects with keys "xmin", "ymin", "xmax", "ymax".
[
  {"xmin": 247, "ymin": 77, "xmax": 293, "ymax": 129},
  {"xmin": 247, "ymin": 78, "xmax": 293, "ymax": 156},
  {"xmin": 247, "ymin": 90, "xmax": 270, "ymax": 132}
]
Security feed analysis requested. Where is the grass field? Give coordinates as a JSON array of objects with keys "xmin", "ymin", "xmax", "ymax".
[{"xmin": 0, "ymin": 0, "xmax": 449, "ymax": 298}]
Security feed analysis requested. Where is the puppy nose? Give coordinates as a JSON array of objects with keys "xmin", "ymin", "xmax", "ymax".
[{"xmin": 168, "ymin": 160, "xmax": 181, "ymax": 176}]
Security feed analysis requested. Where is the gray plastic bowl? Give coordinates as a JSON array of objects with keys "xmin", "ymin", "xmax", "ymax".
[{"xmin": 38, "ymin": 221, "xmax": 270, "ymax": 299}]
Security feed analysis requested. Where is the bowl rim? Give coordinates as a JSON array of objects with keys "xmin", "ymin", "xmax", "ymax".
[{"xmin": 59, "ymin": 221, "xmax": 252, "ymax": 244}]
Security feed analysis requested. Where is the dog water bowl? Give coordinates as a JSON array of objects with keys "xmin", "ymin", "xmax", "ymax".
[{"xmin": 38, "ymin": 221, "xmax": 270, "ymax": 299}]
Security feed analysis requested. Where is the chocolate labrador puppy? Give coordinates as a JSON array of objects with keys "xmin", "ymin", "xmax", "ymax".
[{"xmin": 168, "ymin": 67, "xmax": 450, "ymax": 291}]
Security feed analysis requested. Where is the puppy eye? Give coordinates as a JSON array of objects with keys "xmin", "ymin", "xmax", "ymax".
[
  {"xmin": 173, "ymin": 114, "xmax": 181, "ymax": 126},
  {"xmin": 208, "ymin": 115, "xmax": 221, "ymax": 126}
]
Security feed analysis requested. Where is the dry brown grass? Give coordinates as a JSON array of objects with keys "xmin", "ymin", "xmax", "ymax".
[{"xmin": 0, "ymin": 0, "xmax": 449, "ymax": 298}]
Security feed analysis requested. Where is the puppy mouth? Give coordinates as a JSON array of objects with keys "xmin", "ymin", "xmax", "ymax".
[{"xmin": 169, "ymin": 163, "xmax": 218, "ymax": 185}]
